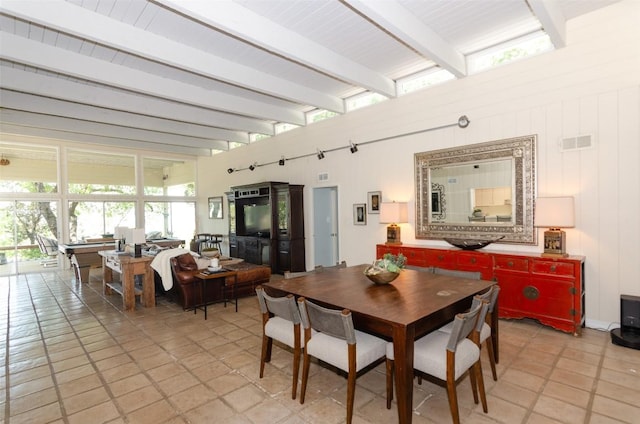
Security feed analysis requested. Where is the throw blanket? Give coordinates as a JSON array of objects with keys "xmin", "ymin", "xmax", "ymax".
[{"xmin": 151, "ymin": 248, "xmax": 196, "ymax": 291}]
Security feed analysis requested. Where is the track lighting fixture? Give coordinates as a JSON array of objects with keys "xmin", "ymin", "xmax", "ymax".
[{"xmin": 225, "ymin": 116, "xmax": 468, "ymax": 173}]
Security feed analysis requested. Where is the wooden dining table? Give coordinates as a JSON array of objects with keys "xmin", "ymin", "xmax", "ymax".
[{"xmin": 264, "ymin": 264, "xmax": 495, "ymax": 424}]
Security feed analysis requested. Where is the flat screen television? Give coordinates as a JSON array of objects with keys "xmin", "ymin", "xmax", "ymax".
[{"xmin": 242, "ymin": 203, "xmax": 270, "ymax": 237}]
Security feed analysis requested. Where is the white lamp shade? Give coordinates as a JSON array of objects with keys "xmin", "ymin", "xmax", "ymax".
[
  {"xmin": 380, "ymin": 202, "xmax": 408, "ymax": 224},
  {"xmin": 535, "ymin": 197, "xmax": 575, "ymax": 228},
  {"xmin": 114, "ymin": 226, "xmax": 129, "ymax": 239},
  {"xmin": 131, "ymin": 228, "xmax": 146, "ymax": 244}
]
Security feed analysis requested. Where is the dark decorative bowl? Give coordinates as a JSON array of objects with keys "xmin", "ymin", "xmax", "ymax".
[
  {"xmin": 444, "ymin": 236, "xmax": 505, "ymax": 251},
  {"xmin": 364, "ymin": 266, "xmax": 399, "ymax": 284}
]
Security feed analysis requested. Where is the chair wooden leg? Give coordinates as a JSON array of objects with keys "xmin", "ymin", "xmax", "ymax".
[
  {"xmin": 292, "ymin": 344, "xmax": 300, "ymax": 399},
  {"xmin": 259, "ymin": 335, "xmax": 272, "ymax": 378},
  {"xmin": 346, "ymin": 370, "xmax": 356, "ymax": 424},
  {"xmin": 446, "ymin": 351, "xmax": 460, "ymax": 424},
  {"xmin": 468, "ymin": 367, "xmax": 479, "ymax": 404},
  {"xmin": 473, "ymin": 360, "xmax": 488, "ymax": 413},
  {"xmin": 445, "ymin": 377, "xmax": 460, "ymax": 424},
  {"xmin": 299, "ymin": 351, "xmax": 310, "ymax": 404},
  {"xmin": 385, "ymin": 358, "xmax": 394, "ymax": 409},
  {"xmin": 485, "ymin": 339, "xmax": 498, "ymax": 381},
  {"xmin": 346, "ymin": 344, "xmax": 357, "ymax": 424}
]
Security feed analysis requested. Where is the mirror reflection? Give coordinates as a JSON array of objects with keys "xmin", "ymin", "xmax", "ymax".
[
  {"xmin": 415, "ymin": 135, "xmax": 537, "ymax": 245},
  {"xmin": 430, "ymin": 159, "xmax": 513, "ymax": 223}
]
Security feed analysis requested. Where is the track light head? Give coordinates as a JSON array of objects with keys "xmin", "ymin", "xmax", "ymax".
[
  {"xmin": 457, "ymin": 115, "xmax": 470, "ymax": 128},
  {"xmin": 349, "ymin": 141, "xmax": 358, "ymax": 153},
  {"xmin": 317, "ymin": 150, "xmax": 325, "ymax": 160},
  {"xmin": 227, "ymin": 168, "xmax": 234, "ymax": 174},
  {"xmin": 278, "ymin": 157, "xmax": 285, "ymax": 166},
  {"xmin": 249, "ymin": 162, "xmax": 257, "ymax": 171}
]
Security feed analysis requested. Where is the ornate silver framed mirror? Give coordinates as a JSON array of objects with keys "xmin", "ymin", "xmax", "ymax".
[{"xmin": 415, "ymin": 135, "xmax": 537, "ymax": 244}]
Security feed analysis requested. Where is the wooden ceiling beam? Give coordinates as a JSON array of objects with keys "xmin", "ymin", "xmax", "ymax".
[
  {"xmin": 0, "ymin": 67, "xmax": 271, "ymax": 136},
  {"xmin": 345, "ymin": 0, "xmax": 466, "ymax": 78},
  {"xmin": 0, "ymin": 0, "xmax": 345, "ymax": 114},
  {"xmin": 0, "ymin": 33, "xmax": 305, "ymax": 126},
  {"xmin": 156, "ymin": 0, "xmax": 397, "ymax": 98}
]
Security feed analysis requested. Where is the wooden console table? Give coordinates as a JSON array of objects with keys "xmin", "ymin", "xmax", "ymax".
[
  {"xmin": 60, "ymin": 239, "xmax": 184, "ymax": 284},
  {"xmin": 99, "ymin": 251, "xmax": 155, "ymax": 311},
  {"xmin": 377, "ymin": 244, "xmax": 585, "ymax": 335}
]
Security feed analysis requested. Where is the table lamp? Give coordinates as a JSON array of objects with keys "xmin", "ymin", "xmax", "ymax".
[
  {"xmin": 535, "ymin": 197, "xmax": 574, "ymax": 257},
  {"xmin": 131, "ymin": 228, "xmax": 146, "ymax": 257},
  {"xmin": 380, "ymin": 202, "xmax": 408, "ymax": 245}
]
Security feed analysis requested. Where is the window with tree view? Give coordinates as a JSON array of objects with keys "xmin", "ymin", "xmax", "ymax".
[
  {"xmin": 69, "ymin": 201, "xmax": 136, "ymax": 242},
  {"xmin": 0, "ymin": 142, "xmax": 197, "ymax": 275}
]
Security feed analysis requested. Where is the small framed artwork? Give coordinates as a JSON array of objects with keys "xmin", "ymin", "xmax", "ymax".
[
  {"xmin": 353, "ymin": 203, "xmax": 367, "ymax": 225},
  {"xmin": 367, "ymin": 191, "xmax": 381, "ymax": 214},
  {"xmin": 208, "ymin": 196, "xmax": 223, "ymax": 219}
]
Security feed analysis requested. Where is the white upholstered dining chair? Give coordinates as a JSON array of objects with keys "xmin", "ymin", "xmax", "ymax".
[
  {"xmin": 255, "ymin": 286, "xmax": 303, "ymax": 399},
  {"xmin": 386, "ymin": 297, "xmax": 490, "ymax": 424},
  {"xmin": 297, "ymin": 297, "xmax": 386, "ymax": 424},
  {"xmin": 437, "ymin": 285, "xmax": 501, "ymax": 381}
]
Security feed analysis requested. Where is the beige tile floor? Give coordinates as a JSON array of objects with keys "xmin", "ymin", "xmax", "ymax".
[{"xmin": 2, "ymin": 269, "xmax": 639, "ymax": 424}]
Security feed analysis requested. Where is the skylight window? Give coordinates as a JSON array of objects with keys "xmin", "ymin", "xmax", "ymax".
[
  {"xmin": 306, "ymin": 109, "xmax": 339, "ymax": 124},
  {"xmin": 345, "ymin": 92, "xmax": 388, "ymax": 112},
  {"xmin": 249, "ymin": 133, "xmax": 270, "ymax": 142},
  {"xmin": 467, "ymin": 32, "xmax": 553, "ymax": 74},
  {"xmin": 274, "ymin": 123, "xmax": 300, "ymax": 134},
  {"xmin": 398, "ymin": 68, "xmax": 456, "ymax": 95}
]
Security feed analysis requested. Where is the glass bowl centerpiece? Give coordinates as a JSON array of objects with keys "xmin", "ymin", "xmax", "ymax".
[{"xmin": 364, "ymin": 253, "xmax": 407, "ymax": 284}]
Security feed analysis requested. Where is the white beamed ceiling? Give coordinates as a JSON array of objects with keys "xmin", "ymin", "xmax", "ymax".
[{"xmin": 0, "ymin": 0, "xmax": 619, "ymax": 156}]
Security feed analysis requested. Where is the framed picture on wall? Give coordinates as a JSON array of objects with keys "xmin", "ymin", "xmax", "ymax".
[
  {"xmin": 367, "ymin": 191, "xmax": 381, "ymax": 214},
  {"xmin": 353, "ymin": 203, "xmax": 367, "ymax": 225},
  {"xmin": 208, "ymin": 196, "xmax": 223, "ymax": 219}
]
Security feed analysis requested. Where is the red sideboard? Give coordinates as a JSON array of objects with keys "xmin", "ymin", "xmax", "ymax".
[{"xmin": 376, "ymin": 244, "xmax": 585, "ymax": 335}]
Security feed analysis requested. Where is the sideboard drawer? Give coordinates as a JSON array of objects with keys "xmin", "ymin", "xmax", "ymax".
[
  {"xmin": 398, "ymin": 247, "xmax": 427, "ymax": 267},
  {"xmin": 377, "ymin": 245, "xmax": 399, "ymax": 257},
  {"xmin": 424, "ymin": 250, "xmax": 454, "ymax": 267},
  {"xmin": 494, "ymin": 256, "xmax": 529, "ymax": 272},
  {"xmin": 456, "ymin": 252, "xmax": 492, "ymax": 269},
  {"xmin": 531, "ymin": 260, "xmax": 575, "ymax": 277},
  {"xmin": 377, "ymin": 245, "xmax": 427, "ymax": 267}
]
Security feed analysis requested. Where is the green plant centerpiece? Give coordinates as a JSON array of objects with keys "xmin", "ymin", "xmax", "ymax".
[{"xmin": 364, "ymin": 253, "xmax": 407, "ymax": 284}]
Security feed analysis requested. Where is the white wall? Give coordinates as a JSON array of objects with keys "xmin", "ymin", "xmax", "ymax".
[{"xmin": 198, "ymin": 1, "xmax": 640, "ymax": 329}]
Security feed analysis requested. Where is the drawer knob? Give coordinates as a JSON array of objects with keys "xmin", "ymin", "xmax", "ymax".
[
  {"xmin": 507, "ymin": 261, "xmax": 514, "ymax": 268},
  {"xmin": 550, "ymin": 265, "xmax": 557, "ymax": 272},
  {"xmin": 438, "ymin": 255, "xmax": 444, "ymax": 261},
  {"xmin": 470, "ymin": 257, "xmax": 477, "ymax": 264},
  {"xmin": 523, "ymin": 285, "xmax": 539, "ymax": 300}
]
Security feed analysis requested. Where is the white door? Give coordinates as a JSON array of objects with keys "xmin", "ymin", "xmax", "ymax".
[{"xmin": 313, "ymin": 187, "xmax": 339, "ymax": 267}]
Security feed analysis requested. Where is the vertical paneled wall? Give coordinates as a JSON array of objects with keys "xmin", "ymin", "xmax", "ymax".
[{"xmin": 200, "ymin": 1, "xmax": 640, "ymax": 327}]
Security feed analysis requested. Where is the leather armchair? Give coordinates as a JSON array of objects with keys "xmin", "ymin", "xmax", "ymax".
[{"xmin": 169, "ymin": 253, "xmax": 216, "ymax": 310}]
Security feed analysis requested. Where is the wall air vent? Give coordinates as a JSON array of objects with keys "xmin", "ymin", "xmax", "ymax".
[
  {"xmin": 318, "ymin": 172, "xmax": 329, "ymax": 181},
  {"xmin": 561, "ymin": 135, "xmax": 593, "ymax": 152}
]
